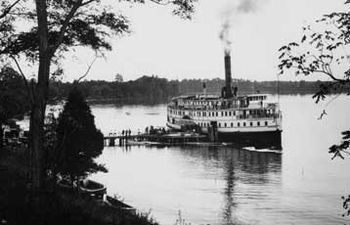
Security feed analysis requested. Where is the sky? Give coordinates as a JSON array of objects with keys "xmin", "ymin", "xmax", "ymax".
[{"xmin": 59, "ymin": 0, "xmax": 347, "ymax": 82}]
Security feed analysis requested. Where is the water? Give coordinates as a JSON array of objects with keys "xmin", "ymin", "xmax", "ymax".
[{"xmin": 90, "ymin": 95, "xmax": 350, "ymax": 225}]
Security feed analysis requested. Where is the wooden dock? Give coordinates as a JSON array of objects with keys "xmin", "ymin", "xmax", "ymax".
[{"xmin": 103, "ymin": 132, "xmax": 207, "ymax": 147}]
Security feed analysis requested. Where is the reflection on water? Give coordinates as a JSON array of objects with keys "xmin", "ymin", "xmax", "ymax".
[
  {"xmin": 220, "ymin": 148, "xmax": 281, "ymax": 225},
  {"xmin": 91, "ymin": 95, "xmax": 350, "ymax": 225},
  {"xmin": 222, "ymin": 147, "xmax": 239, "ymax": 225},
  {"xmin": 93, "ymin": 145, "xmax": 282, "ymax": 225}
]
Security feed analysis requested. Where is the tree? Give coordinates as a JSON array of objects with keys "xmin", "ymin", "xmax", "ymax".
[
  {"xmin": 278, "ymin": 0, "xmax": 350, "ymax": 217},
  {"xmin": 278, "ymin": 1, "xmax": 350, "ymax": 157},
  {"xmin": 53, "ymin": 87, "xmax": 106, "ymax": 184},
  {"xmin": 0, "ymin": 0, "xmax": 197, "ymax": 189},
  {"xmin": 115, "ymin": 73, "xmax": 123, "ymax": 83},
  {"xmin": 0, "ymin": 66, "xmax": 29, "ymax": 149}
]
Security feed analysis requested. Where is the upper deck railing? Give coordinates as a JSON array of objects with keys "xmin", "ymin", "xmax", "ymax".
[{"xmin": 168, "ymin": 100, "xmax": 278, "ymax": 110}]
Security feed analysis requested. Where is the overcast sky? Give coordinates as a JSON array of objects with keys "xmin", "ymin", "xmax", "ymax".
[{"xmin": 60, "ymin": 0, "xmax": 347, "ymax": 82}]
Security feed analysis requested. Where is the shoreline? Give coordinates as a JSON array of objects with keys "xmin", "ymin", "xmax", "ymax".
[{"xmin": 0, "ymin": 146, "xmax": 158, "ymax": 225}]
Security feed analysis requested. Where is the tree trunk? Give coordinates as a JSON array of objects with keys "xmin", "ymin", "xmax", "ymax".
[
  {"xmin": 30, "ymin": 61, "xmax": 51, "ymax": 189},
  {"xmin": 30, "ymin": 100, "xmax": 46, "ymax": 189},
  {"xmin": 0, "ymin": 122, "xmax": 3, "ymax": 150},
  {"xmin": 31, "ymin": 0, "xmax": 50, "ymax": 190}
]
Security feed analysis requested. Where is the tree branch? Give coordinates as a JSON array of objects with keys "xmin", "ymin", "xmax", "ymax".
[
  {"xmin": 313, "ymin": 69, "xmax": 345, "ymax": 82},
  {"xmin": 295, "ymin": 59, "xmax": 345, "ymax": 82},
  {"xmin": 0, "ymin": 0, "xmax": 21, "ymax": 19},
  {"xmin": 76, "ymin": 56, "xmax": 97, "ymax": 83},
  {"xmin": 148, "ymin": 0, "xmax": 171, "ymax": 5},
  {"xmin": 81, "ymin": 0, "xmax": 97, "ymax": 6},
  {"xmin": 8, "ymin": 11, "xmax": 36, "ymax": 17},
  {"xmin": 10, "ymin": 55, "xmax": 34, "ymax": 105},
  {"xmin": 50, "ymin": 0, "xmax": 83, "ymax": 54}
]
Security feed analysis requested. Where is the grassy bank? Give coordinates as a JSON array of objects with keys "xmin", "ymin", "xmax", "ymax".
[{"xmin": 0, "ymin": 147, "xmax": 158, "ymax": 225}]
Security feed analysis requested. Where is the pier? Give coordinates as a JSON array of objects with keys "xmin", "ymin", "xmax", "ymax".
[{"xmin": 103, "ymin": 132, "xmax": 207, "ymax": 147}]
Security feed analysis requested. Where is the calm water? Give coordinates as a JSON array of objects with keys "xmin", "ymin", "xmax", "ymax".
[{"xmin": 90, "ymin": 95, "xmax": 350, "ymax": 225}]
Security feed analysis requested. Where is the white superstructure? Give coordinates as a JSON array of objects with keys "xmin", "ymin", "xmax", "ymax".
[{"xmin": 167, "ymin": 94, "xmax": 281, "ymax": 134}]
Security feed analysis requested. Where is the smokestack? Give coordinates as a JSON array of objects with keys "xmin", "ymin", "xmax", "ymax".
[{"xmin": 224, "ymin": 51, "xmax": 233, "ymax": 98}]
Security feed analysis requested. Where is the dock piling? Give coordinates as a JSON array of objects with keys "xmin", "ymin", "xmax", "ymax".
[{"xmin": 103, "ymin": 130, "xmax": 208, "ymax": 147}]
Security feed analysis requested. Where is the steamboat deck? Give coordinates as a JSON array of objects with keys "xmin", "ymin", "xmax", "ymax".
[{"xmin": 166, "ymin": 94, "xmax": 282, "ymax": 149}]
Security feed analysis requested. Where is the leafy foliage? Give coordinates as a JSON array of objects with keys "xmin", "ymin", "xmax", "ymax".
[
  {"xmin": 0, "ymin": 2, "xmax": 131, "ymax": 63},
  {"xmin": 0, "ymin": 67, "xmax": 29, "ymax": 149},
  {"xmin": 0, "ymin": 67, "xmax": 29, "ymax": 120},
  {"xmin": 0, "ymin": 0, "xmax": 197, "ymax": 65},
  {"xmin": 120, "ymin": 0, "xmax": 196, "ymax": 19},
  {"xmin": 329, "ymin": 130, "xmax": 350, "ymax": 160},
  {"xmin": 0, "ymin": 0, "xmax": 197, "ymax": 189},
  {"xmin": 0, "ymin": 66, "xmax": 30, "ymax": 148},
  {"xmin": 278, "ymin": 1, "xmax": 350, "ymax": 218},
  {"xmin": 342, "ymin": 194, "xmax": 350, "ymax": 217},
  {"xmin": 278, "ymin": 8, "xmax": 350, "ymax": 103},
  {"xmin": 278, "ymin": 1, "xmax": 350, "ymax": 152},
  {"xmin": 0, "ymin": 1, "xmax": 20, "ymax": 62},
  {"xmin": 54, "ymin": 87, "xmax": 106, "ymax": 181}
]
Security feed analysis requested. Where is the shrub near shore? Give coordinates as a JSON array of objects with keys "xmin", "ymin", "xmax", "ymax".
[{"xmin": 0, "ymin": 147, "xmax": 158, "ymax": 225}]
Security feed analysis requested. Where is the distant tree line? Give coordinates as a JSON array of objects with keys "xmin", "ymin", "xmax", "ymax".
[
  {"xmin": 48, "ymin": 75, "xmax": 346, "ymax": 104},
  {"xmin": 178, "ymin": 78, "xmax": 334, "ymax": 95},
  {"xmin": 0, "ymin": 67, "xmax": 30, "ymax": 149},
  {"xmin": 49, "ymin": 76, "xmax": 179, "ymax": 104}
]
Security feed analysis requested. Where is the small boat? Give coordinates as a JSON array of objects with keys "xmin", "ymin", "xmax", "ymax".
[
  {"xmin": 145, "ymin": 112, "xmax": 160, "ymax": 115},
  {"xmin": 106, "ymin": 195, "xmax": 136, "ymax": 214},
  {"xmin": 57, "ymin": 177, "xmax": 75, "ymax": 190},
  {"xmin": 78, "ymin": 179, "xmax": 106, "ymax": 199}
]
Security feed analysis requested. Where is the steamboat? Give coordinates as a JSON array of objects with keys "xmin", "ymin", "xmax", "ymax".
[{"xmin": 166, "ymin": 52, "xmax": 282, "ymax": 149}]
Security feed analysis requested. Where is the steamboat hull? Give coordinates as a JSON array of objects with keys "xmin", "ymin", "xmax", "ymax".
[
  {"xmin": 217, "ymin": 130, "xmax": 282, "ymax": 149},
  {"xmin": 167, "ymin": 121, "xmax": 282, "ymax": 149}
]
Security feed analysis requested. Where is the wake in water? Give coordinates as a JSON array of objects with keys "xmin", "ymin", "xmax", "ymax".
[{"xmin": 242, "ymin": 146, "xmax": 282, "ymax": 154}]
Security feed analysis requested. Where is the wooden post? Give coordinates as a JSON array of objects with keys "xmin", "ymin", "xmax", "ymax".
[
  {"xmin": 214, "ymin": 127, "xmax": 218, "ymax": 142},
  {"xmin": 109, "ymin": 138, "xmax": 115, "ymax": 146},
  {"xmin": 104, "ymin": 138, "xmax": 107, "ymax": 146}
]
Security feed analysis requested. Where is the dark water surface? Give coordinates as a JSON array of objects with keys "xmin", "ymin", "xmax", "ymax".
[{"xmin": 90, "ymin": 95, "xmax": 350, "ymax": 225}]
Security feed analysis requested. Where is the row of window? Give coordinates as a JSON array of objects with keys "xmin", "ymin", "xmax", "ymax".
[
  {"xmin": 247, "ymin": 95, "xmax": 266, "ymax": 101},
  {"xmin": 198, "ymin": 121, "xmax": 269, "ymax": 128},
  {"xmin": 180, "ymin": 98, "xmax": 263, "ymax": 107},
  {"xmin": 169, "ymin": 109, "xmax": 275, "ymax": 117},
  {"xmin": 182, "ymin": 100, "xmax": 230, "ymax": 106}
]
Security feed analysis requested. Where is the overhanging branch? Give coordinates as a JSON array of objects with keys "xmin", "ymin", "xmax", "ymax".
[
  {"xmin": 76, "ymin": 56, "xmax": 98, "ymax": 83},
  {"xmin": 10, "ymin": 55, "xmax": 34, "ymax": 104},
  {"xmin": 81, "ymin": 0, "xmax": 97, "ymax": 6},
  {"xmin": 148, "ymin": 0, "xmax": 171, "ymax": 5},
  {"xmin": 0, "ymin": 0, "xmax": 21, "ymax": 19},
  {"xmin": 50, "ymin": 0, "xmax": 83, "ymax": 54}
]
